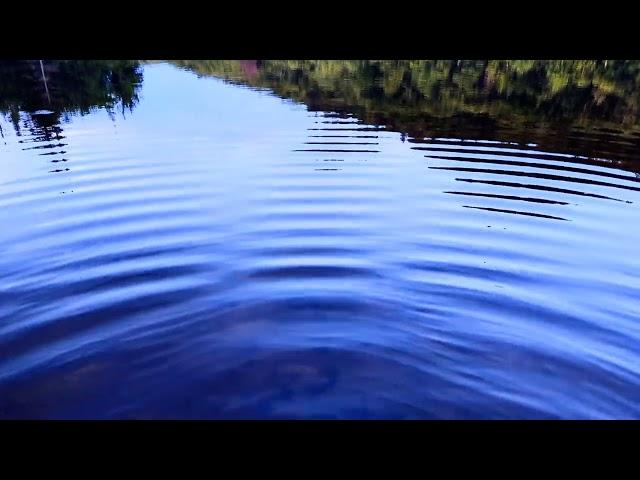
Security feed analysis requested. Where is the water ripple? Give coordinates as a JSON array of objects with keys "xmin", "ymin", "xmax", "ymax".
[{"xmin": 0, "ymin": 62, "xmax": 639, "ymax": 419}]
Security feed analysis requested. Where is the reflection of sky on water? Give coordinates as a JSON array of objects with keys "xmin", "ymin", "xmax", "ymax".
[{"xmin": 0, "ymin": 61, "xmax": 639, "ymax": 418}]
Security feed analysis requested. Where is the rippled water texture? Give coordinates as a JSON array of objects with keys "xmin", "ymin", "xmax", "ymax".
[{"xmin": 1, "ymin": 61, "xmax": 639, "ymax": 419}]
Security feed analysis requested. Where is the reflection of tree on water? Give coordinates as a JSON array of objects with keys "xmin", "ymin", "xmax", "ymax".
[
  {"xmin": 0, "ymin": 60, "xmax": 143, "ymax": 136},
  {"xmin": 12, "ymin": 112, "xmax": 68, "ymax": 175},
  {"xmin": 173, "ymin": 60, "xmax": 640, "ymax": 172},
  {"xmin": 0, "ymin": 60, "xmax": 143, "ymax": 180},
  {"xmin": 173, "ymin": 60, "xmax": 640, "ymax": 124}
]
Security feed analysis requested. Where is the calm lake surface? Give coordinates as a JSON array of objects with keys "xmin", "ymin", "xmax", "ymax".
[{"xmin": 1, "ymin": 60, "xmax": 639, "ymax": 418}]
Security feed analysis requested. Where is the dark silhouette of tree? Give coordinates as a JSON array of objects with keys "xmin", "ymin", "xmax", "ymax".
[
  {"xmin": 172, "ymin": 60, "xmax": 640, "ymax": 168},
  {"xmin": 0, "ymin": 60, "xmax": 143, "ymax": 135}
]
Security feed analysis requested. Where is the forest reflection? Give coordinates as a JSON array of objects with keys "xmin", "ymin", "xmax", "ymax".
[
  {"xmin": 3, "ymin": 59, "xmax": 640, "ymax": 170},
  {"xmin": 0, "ymin": 60, "xmax": 143, "ymax": 138},
  {"xmin": 173, "ymin": 60, "xmax": 640, "ymax": 171}
]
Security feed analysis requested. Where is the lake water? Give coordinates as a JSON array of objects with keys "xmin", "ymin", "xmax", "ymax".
[{"xmin": 1, "ymin": 60, "xmax": 639, "ymax": 419}]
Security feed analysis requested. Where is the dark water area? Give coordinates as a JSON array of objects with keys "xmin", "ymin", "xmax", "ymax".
[{"xmin": 0, "ymin": 60, "xmax": 639, "ymax": 419}]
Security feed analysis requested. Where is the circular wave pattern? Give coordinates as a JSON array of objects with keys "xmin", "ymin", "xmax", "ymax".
[{"xmin": 0, "ymin": 64, "xmax": 639, "ymax": 419}]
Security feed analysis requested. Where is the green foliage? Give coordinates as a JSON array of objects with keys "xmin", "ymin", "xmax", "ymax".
[
  {"xmin": 3, "ymin": 60, "xmax": 640, "ymax": 163},
  {"xmin": 173, "ymin": 60, "xmax": 640, "ymax": 132},
  {"xmin": 0, "ymin": 60, "xmax": 143, "ymax": 133}
]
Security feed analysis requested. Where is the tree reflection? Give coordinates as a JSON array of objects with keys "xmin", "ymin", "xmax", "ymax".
[
  {"xmin": 173, "ymin": 60, "xmax": 640, "ymax": 126},
  {"xmin": 3, "ymin": 59, "xmax": 640, "ymax": 168},
  {"xmin": 172, "ymin": 60, "xmax": 640, "ymax": 167},
  {"xmin": 0, "ymin": 60, "xmax": 143, "ymax": 136}
]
